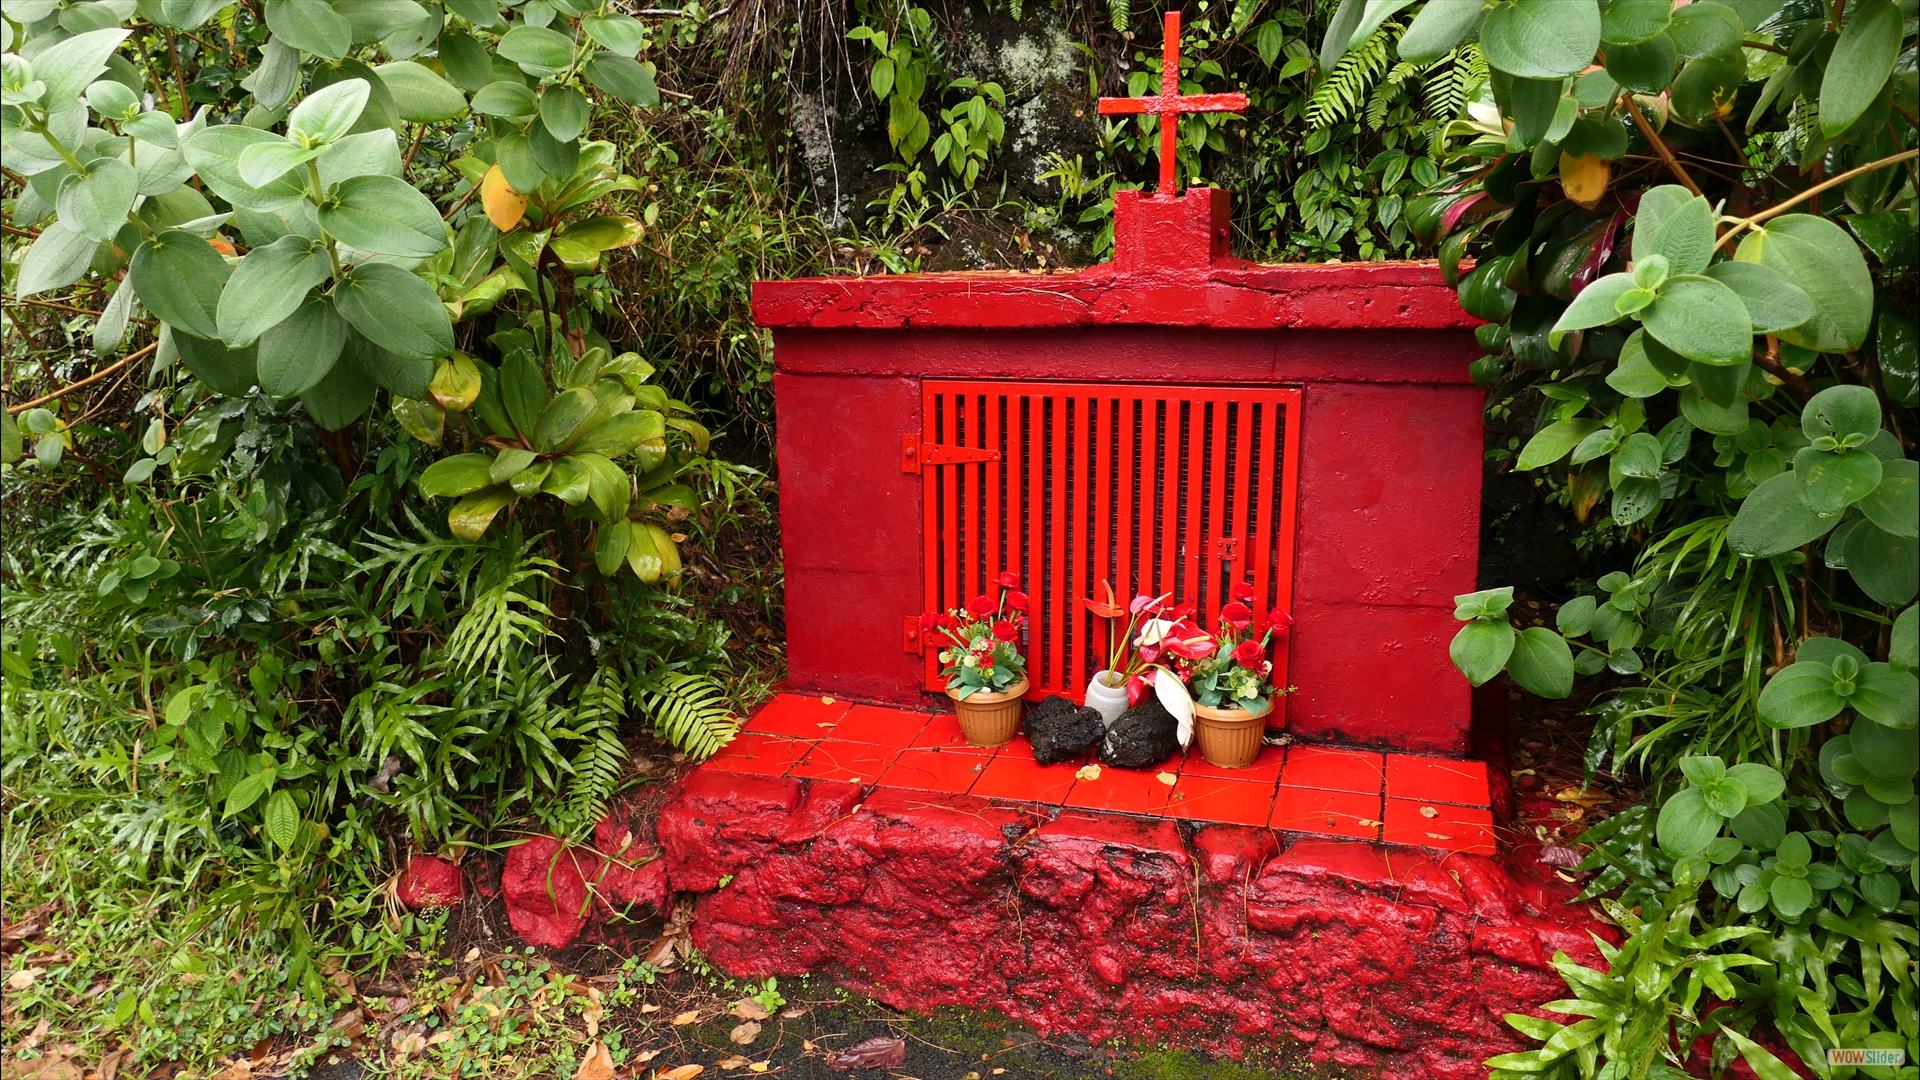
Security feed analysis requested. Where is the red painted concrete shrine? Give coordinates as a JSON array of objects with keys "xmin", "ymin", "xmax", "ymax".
[{"xmin": 422, "ymin": 22, "xmax": 1617, "ymax": 1075}]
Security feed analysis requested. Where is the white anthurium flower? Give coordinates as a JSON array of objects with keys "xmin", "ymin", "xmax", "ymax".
[
  {"xmin": 1136, "ymin": 618, "xmax": 1173, "ymax": 646},
  {"xmin": 1155, "ymin": 670, "xmax": 1194, "ymax": 747}
]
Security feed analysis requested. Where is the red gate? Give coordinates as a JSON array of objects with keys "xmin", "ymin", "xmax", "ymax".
[{"xmin": 912, "ymin": 380, "xmax": 1303, "ymax": 709}]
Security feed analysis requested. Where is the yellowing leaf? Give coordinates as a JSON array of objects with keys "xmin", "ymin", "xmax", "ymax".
[
  {"xmin": 658, "ymin": 1067, "xmax": 705, "ymax": 1080},
  {"xmin": 480, "ymin": 164, "xmax": 529, "ymax": 231},
  {"xmin": 1559, "ymin": 153, "xmax": 1610, "ymax": 210},
  {"xmin": 1155, "ymin": 771, "xmax": 1177, "ymax": 786},
  {"xmin": 1075, "ymin": 764, "xmax": 1102, "ymax": 781},
  {"xmin": 671, "ymin": 1009, "xmax": 701, "ymax": 1026}
]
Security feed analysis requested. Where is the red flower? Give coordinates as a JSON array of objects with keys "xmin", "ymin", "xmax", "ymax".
[
  {"xmin": 1230, "ymin": 581, "xmax": 1256, "ymax": 604},
  {"xmin": 966, "ymin": 595, "xmax": 997, "ymax": 617},
  {"xmin": 1137, "ymin": 641, "xmax": 1162, "ymax": 664},
  {"xmin": 1165, "ymin": 621, "xmax": 1217, "ymax": 661},
  {"xmin": 1007, "ymin": 591, "xmax": 1030, "ymax": 612},
  {"xmin": 995, "ymin": 571, "xmax": 1021, "ymax": 589},
  {"xmin": 1220, "ymin": 601, "xmax": 1252, "ymax": 631},
  {"xmin": 1127, "ymin": 671, "xmax": 1155, "ymax": 706},
  {"xmin": 1167, "ymin": 600, "xmax": 1196, "ymax": 622},
  {"xmin": 918, "ymin": 611, "xmax": 941, "ymax": 631},
  {"xmin": 992, "ymin": 620, "xmax": 1018, "ymax": 641},
  {"xmin": 1268, "ymin": 609, "xmax": 1294, "ymax": 637},
  {"xmin": 1234, "ymin": 639, "xmax": 1266, "ymax": 670},
  {"xmin": 1130, "ymin": 592, "xmax": 1170, "ymax": 615}
]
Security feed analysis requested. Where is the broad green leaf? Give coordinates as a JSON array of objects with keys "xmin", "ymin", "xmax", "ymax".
[
  {"xmin": 448, "ymin": 485, "xmax": 515, "ymax": 541},
  {"xmin": 501, "ymin": 350, "xmax": 546, "ymax": 442},
  {"xmin": 300, "ymin": 348, "xmax": 376, "ymax": 430},
  {"xmin": 1454, "ymin": 586, "xmax": 1516, "ymax": 620},
  {"xmin": 1801, "ymin": 385, "xmax": 1882, "ymax": 444},
  {"xmin": 1702, "ymin": 777, "xmax": 1747, "ymax": 817},
  {"xmin": 1508, "ymin": 626, "xmax": 1574, "ymax": 698},
  {"xmin": 265, "ymin": 0, "xmax": 351, "ymax": 59},
  {"xmin": 1879, "ymin": 312, "xmax": 1918, "ymax": 407},
  {"xmin": 594, "ymin": 516, "xmax": 633, "ymax": 575},
  {"xmin": 470, "ymin": 80, "xmax": 538, "ymax": 118},
  {"xmin": 1889, "ymin": 605, "xmax": 1918, "ymax": 673},
  {"xmin": 569, "ymin": 410, "xmax": 662, "ymax": 457},
  {"xmin": 31, "ymin": 28, "xmax": 129, "ymax": 111},
  {"xmin": 1480, "ymin": 0, "xmax": 1600, "ymax": 80},
  {"xmin": 1604, "ymin": 32, "xmax": 1678, "ymax": 93},
  {"xmin": 372, "ymin": 61, "xmax": 467, "ymax": 122},
  {"xmin": 16, "ymin": 220, "xmax": 98, "ymax": 298},
  {"xmin": 170, "ymin": 329, "xmax": 259, "ymax": 397},
  {"xmin": 1730, "ymin": 801, "xmax": 1786, "ymax": 849},
  {"xmin": 1398, "ymin": 0, "xmax": 1483, "ymax": 61},
  {"xmin": 56, "ymin": 157, "xmax": 136, "ymax": 242},
  {"xmin": 1555, "ymin": 595, "xmax": 1597, "ymax": 637},
  {"xmin": 1757, "ymin": 661, "xmax": 1847, "ymax": 728},
  {"xmin": 497, "ymin": 24, "xmax": 574, "ymax": 69},
  {"xmin": 290, "ymin": 78, "xmax": 375, "ymax": 146},
  {"xmin": 526, "ymin": 117, "xmax": 579, "ymax": 180},
  {"xmin": 494, "ymin": 131, "xmax": 547, "ymax": 192},
  {"xmin": 418, "ymin": 453, "xmax": 495, "ymax": 497},
  {"xmin": 1635, "ymin": 195, "xmax": 1716, "ymax": 278},
  {"xmin": 216, "ymin": 236, "xmax": 330, "ymax": 348},
  {"xmin": 1656, "ymin": 787, "xmax": 1722, "ymax": 855},
  {"xmin": 332, "ymin": 263, "xmax": 454, "ymax": 361},
  {"xmin": 1450, "ymin": 618, "xmax": 1516, "ymax": 685},
  {"xmin": 181, "ymin": 126, "xmax": 308, "ymax": 212},
  {"xmin": 1819, "ymin": 0, "xmax": 1901, "ymax": 137},
  {"xmin": 1549, "ymin": 273, "xmax": 1632, "ymax": 345},
  {"xmin": 535, "ymin": 388, "xmax": 597, "ymax": 452},
  {"xmin": 1845, "ymin": 522, "xmax": 1918, "ymax": 607},
  {"xmin": 223, "ymin": 767, "xmax": 274, "ymax": 817},
  {"xmin": 1614, "ymin": 432, "xmax": 1664, "ymax": 478},
  {"xmin": 309, "ymin": 59, "xmax": 400, "ymax": 135},
  {"xmin": 1517, "ymin": 418, "xmax": 1604, "ymax": 470},
  {"xmin": 627, "ymin": 521, "xmax": 664, "ymax": 581},
  {"xmin": 236, "ymin": 137, "xmax": 325, "ymax": 189},
  {"xmin": 584, "ymin": 53, "xmax": 659, "ymax": 107},
  {"xmin": 263, "ymin": 789, "xmax": 299, "ymax": 850},
  {"xmin": 247, "ymin": 35, "xmax": 300, "ymax": 110},
  {"xmin": 1860, "ymin": 459, "xmax": 1919, "ymax": 541},
  {"xmin": 1726, "ymin": 763, "xmax": 1786, "ymax": 804},
  {"xmin": 1768, "ymin": 875, "xmax": 1813, "ymax": 919},
  {"xmin": 129, "ymin": 229, "xmax": 230, "ymax": 340},
  {"xmin": 257, "ymin": 295, "xmax": 347, "ymax": 398},
  {"xmin": 437, "ymin": 30, "xmax": 493, "ymax": 91},
  {"xmin": 577, "ymin": 452, "xmax": 631, "ymax": 521},
  {"xmin": 1728, "ymin": 472, "xmax": 1840, "ymax": 557},
  {"xmin": 560, "ymin": 215, "xmax": 645, "ymax": 252},
  {"xmin": 1735, "ymin": 214, "xmax": 1873, "ymax": 353},
  {"xmin": 317, "ymin": 129, "xmax": 403, "ymax": 188},
  {"xmin": 1602, "ymin": 0, "xmax": 1670, "ymax": 44},
  {"xmin": 1794, "ymin": 447, "xmax": 1882, "ymax": 516},
  {"xmin": 318, "ymin": 175, "xmax": 448, "ymax": 257},
  {"xmin": 581, "ymin": 12, "xmax": 646, "ymax": 56},
  {"xmin": 543, "ymin": 455, "xmax": 593, "ymax": 505},
  {"xmin": 128, "ymin": 141, "xmax": 193, "ymax": 197},
  {"xmin": 94, "ymin": 280, "xmax": 134, "ymax": 353},
  {"xmin": 1667, "ymin": 1, "xmax": 1743, "ymax": 60},
  {"xmin": 346, "ymin": 329, "xmax": 432, "ymax": 400},
  {"xmin": 1851, "ymin": 665, "xmax": 1920, "ymax": 731},
  {"xmin": 1669, "ymin": 53, "xmax": 1744, "ymax": 122},
  {"xmin": 337, "ymin": 0, "xmax": 431, "ymax": 42},
  {"xmin": 539, "ymin": 85, "xmax": 590, "ymax": 143},
  {"xmin": 1641, "ymin": 276, "xmax": 1753, "ymax": 366},
  {"xmin": 1612, "ymin": 475, "xmax": 1662, "ymax": 525},
  {"xmin": 1701, "ymin": 261, "xmax": 1812, "ymax": 334},
  {"xmin": 490, "ymin": 447, "xmax": 537, "ymax": 484}
]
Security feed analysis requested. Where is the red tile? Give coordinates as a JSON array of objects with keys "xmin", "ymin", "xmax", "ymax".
[
  {"xmin": 1179, "ymin": 742, "xmax": 1286, "ymax": 783},
  {"xmin": 704, "ymin": 732, "xmax": 816, "ymax": 777},
  {"xmin": 826, "ymin": 704, "xmax": 931, "ymax": 747},
  {"xmin": 788, "ymin": 740, "xmax": 898, "ymax": 785},
  {"xmin": 1385, "ymin": 755, "xmax": 1491, "ymax": 808},
  {"xmin": 970, "ymin": 753, "xmax": 1080, "ymax": 804},
  {"xmin": 876, "ymin": 747, "xmax": 992, "ymax": 795},
  {"xmin": 1271, "ymin": 786, "xmax": 1382, "ymax": 840},
  {"xmin": 1063, "ymin": 765, "xmax": 1174, "ymax": 815},
  {"xmin": 1383, "ymin": 797, "xmax": 1495, "ymax": 855},
  {"xmin": 1165, "ymin": 775, "xmax": 1274, "ymax": 827},
  {"xmin": 1278, "ymin": 746, "xmax": 1385, "ymax": 796},
  {"xmin": 906, "ymin": 712, "xmax": 997, "ymax": 753},
  {"xmin": 739, "ymin": 694, "xmax": 852, "ymax": 737}
]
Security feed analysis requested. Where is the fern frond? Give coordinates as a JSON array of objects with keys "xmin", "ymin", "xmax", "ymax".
[
  {"xmin": 444, "ymin": 559, "xmax": 560, "ymax": 686},
  {"xmin": 1107, "ymin": 0, "xmax": 1128, "ymax": 33},
  {"xmin": 560, "ymin": 668, "xmax": 629, "ymax": 840},
  {"xmin": 1306, "ymin": 22, "xmax": 1393, "ymax": 129},
  {"xmin": 638, "ymin": 672, "xmax": 738, "ymax": 759}
]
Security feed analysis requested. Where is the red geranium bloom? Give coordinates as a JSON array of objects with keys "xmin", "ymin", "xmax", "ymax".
[
  {"xmin": 966, "ymin": 595, "xmax": 997, "ymax": 617},
  {"xmin": 1233, "ymin": 639, "xmax": 1266, "ymax": 670},
  {"xmin": 992, "ymin": 620, "xmax": 1018, "ymax": 641},
  {"xmin": 995, "ymin": 571, "xmax": 1021, "ymax": 588},
  {"xmin": 1007, "ymin": 591, "xmax": 1030, "ymax": 611},
  {"xmin": 1220, "ymin": 601, "xmax": 1252, "ymax": 631},
  {"xmin": 1230, "ymin": 581, "xmax": 1256, "ymax": 604}
]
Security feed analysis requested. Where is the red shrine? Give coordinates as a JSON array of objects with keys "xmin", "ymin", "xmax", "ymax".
[{"xmin": 452, "ymin": 19, "xmax": 1616, "ymax": 1078}]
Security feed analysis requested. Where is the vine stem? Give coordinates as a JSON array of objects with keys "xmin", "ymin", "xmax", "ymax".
[
  {"xmin": 7, "ymin": 343, "xmax": 156, "ymax": 415},
  {"xmin": 1621, "ymin": 95, "xmax": 1701, "ymax": 196},
  {"xmin": 1713, "ymin": 148, "xmax": 1920, "ymax": 252}
]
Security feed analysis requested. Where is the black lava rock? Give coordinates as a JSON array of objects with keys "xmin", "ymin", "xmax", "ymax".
[
  {"xmin": 1023, "ymin": 695, "xmax": 1105, "ymax": 766},
  {"xmin": 1099, "ymin": 698, "xmax": 1178, "ymax": 770}
]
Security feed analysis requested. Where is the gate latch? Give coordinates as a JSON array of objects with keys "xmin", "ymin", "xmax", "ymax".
[{"xmin": 902, "ymin": 436, "xmax": 1000, "ymax": 472}]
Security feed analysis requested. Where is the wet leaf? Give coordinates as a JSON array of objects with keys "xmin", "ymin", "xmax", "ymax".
[
  {"xmin": 730, "ymin": 999, "xmax": 772, "ymax": 1020},
  {"xmin": 826, "ymin": 1036, "xmax": 908, "ymax": 1071},
  {"xmin": 671, "ymin": 1009, "xmax": 701, "ymax": 1026},
  {"xmin": 729, "ymin": 1021, "xmax": 762, "ymax": 1045},
  {"xmin": 574, "ymin": 1042, "xmax": 616, "ymax": 1080}
]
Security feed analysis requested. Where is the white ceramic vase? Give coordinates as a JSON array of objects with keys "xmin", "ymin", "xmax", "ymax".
[{"xmin": 1083, "ymin": 670, "xmax": 1130, "ymax": 726}]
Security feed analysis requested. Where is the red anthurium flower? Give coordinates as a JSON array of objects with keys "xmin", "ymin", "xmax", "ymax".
[
  {"xmin": 1130, "ymin": 592, "xmax": 1170, "ymax": 615},
  {"xmin": 1220, "ymin": 601, "xmax": 1252, "ymax": 631},
  {"xmin": 1165, "ymin": 622, "xmax": 1218, "ymax": 661},
  {"xmin": 1233, "ymin": 639, "xmax": 1266, "ymax": 670},
  {"xmin": 1008, "ymin": 591, "xmax": 1030, "ymax": 612},
  {"xmin": 1167, "ymin": 600, "xmax": 1196, "ymax": 622},
  {"xmin": 1127, "ymin": 670, "xmax": 1155, "ymax": 706},
  {"xmin": 967, "ymin": 595, "xmax": 997, "ymax": 617},
  {"xmin": 995, "ymin": 571, "xmax": 1020, "ymax": 588},
  {"xmin": 1230, "ymin": 581, "xmax": 1256, "ymax": 604},
  {"xmin": 992, "ymin": 620, "xmax": 1018, "ymax": 641},
  {"xmin": 1136, "ymin": 641, "xmax": 1162, "ymax": 664}
]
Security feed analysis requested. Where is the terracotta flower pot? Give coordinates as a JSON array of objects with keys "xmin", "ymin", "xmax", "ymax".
[
  {"xmin": 950, "ymin": 676, "xmax": 1029, "ymax": 747},
  {"xmin": 1192, "ymin": 701, "xmax": 1272, "ymax": 768}
]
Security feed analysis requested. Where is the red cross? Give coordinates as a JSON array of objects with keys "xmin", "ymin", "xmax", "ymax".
[{"xmin": 1097, "ymin": 12, "xmax": 1248, "ymax": 196}]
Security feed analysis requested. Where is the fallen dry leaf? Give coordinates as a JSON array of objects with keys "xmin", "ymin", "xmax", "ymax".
[
  {"xmin": 1155, "ymin": 771, "xmax": 1177, "ymax": 786},
  {"xmin": 1539, "ymin": 845, "xmax": 1586, "ymax": 869},
  {"xmin": 749, "ymin": 1064, "xmax": 770, "ymax": 1074},
  {"xmin": 657, "ymin": 1066, "xmax": 705, "ymax": 1080},
  {"xmin": 641, "ymin": 1003, "xmax": 661, "ymax": 1014},
  {"xmin": 1555, "ymin": 786, "xmax": 1612, "ymax": 808},
  {"xmin": 820, "ymin": 696, "xmax": 835, "ymax": 705},
  {"xmin": 1357, "ymin": 818, "xmax": 1384, "ymax": 828},
  {"xmin": 716, "ymin": 1056, "xmax": 750, "ymax": 1070},
  {"xmin": 635, "ymin": 1049, "xmax": 662, "ymax": 1064},
  {"xmin": 462, "ymin": 947, "xmax": 481, "ymax": 963},
  {"xmin": 730, "ymin": 999, "xmax": 771, "ymax": 1021},
  {"xmin": 574, "ymin": 1041, "xmax": 616, "ymax": 1080},
  {"xmin": 729, "ymin": 1021, "xmax": 762, "ymax": 1046},
  {"xmin": 1418, "ymin": 805, "xmax": 1439, "ymax": 819},
  {"xmin": 671, "ymin": 1009, "xmax": 701, "ymax": 1026},
  {"xmin": 96, "ymin": 1046, "xmax": 129, "ymax": 1080},
  {"xmin": 826, "ymin": 1035, "xmax": 907, "ymax": 1071},
  {"xmin": 427, "ymin": 1031, "xmax": 457, "ymax": 1047},
  {"xmin": 778, "ymin": 1005, "xmax": 811, "ymax": 1019},
  {"xmin": 8, "ymin": 967, "xmax": 42, "ymax": 990},
  {"xmin": 10, "ymin": 1057, "xmax": 81, "ymax": 1080},
  {"xmin": 1075, "ymin": 764, "xmax": 1101, "ymax": 781}
]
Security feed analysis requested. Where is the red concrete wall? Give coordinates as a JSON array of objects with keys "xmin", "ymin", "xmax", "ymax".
[{"xmin": 771, "ymin": 325, "xmax": 1484, "ymax": 755}]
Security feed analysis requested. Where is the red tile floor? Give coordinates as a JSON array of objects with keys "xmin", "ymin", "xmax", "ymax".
[{"xmin": 703, "ymin": 693, "xmax": 1495, "ymax": 855}]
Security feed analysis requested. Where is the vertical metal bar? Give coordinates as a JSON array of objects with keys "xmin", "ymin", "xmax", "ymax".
[
  {"xmin": 1272, "ymin": 389, "xmax": 1305, "ymax": 711},
  {"xmin": 1229, "ymin": 399, "xmax": 1254, "ymax": 609},
  {"xmin": 1004, "ymin": 387, "xmax": 1026, "ymax": 689},
  {"xmin": 985, "ymin": 390, "xmax": 1001, "ymax": 601},
  {"xmin": 942, "ymin": 388, "xmax": 961, "ymax": 692},
  {"xmin": 1048, "ymin": 392, "xmax": 1068, "ymax": 697},
  {"xmin": 1028, "ymin": 392, "xmax": 1046, "ymax": 696},
  {"xmin": 1115, "ymin": 394, "xmax": 1136, "ymax": 613},
  {"xmin": 1158, "ymin": 400, "xmax": 1179, "ymax": 601},
  {"xmin": 1250, "ymin": 400, "xmax": 1278, "ymax": 626},
  {"xmin": 1183, "ymin": 393, "xmax": 1206, "ymax": 614},
  {"xmin": 1204, "ymin": 398, "xmax": 1230, "ymax": 629},
  {"xmin": 1089, "ymin": 394, "xmax": 1111, "ymax": 695},
  {"xmin": 921, "ymin": 386, "xmax": 943, "ymax": 691}
]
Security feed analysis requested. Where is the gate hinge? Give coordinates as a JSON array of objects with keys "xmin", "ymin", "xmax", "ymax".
[
  {"xmin": 904, "ymin": 616, "xmax": 925, "ymax": 654},
  {"xmin": 902, "ymin": 435, "xmax": 1000, "ymax": 473}
]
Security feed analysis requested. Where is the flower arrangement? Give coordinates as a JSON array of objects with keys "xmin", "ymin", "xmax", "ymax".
[
  {"xmin": 1175, "ymin": 582, "xmax": 1294, "ymax": 715},
  {"xmin": 920, "ymin": 573, "xmax": 1029, "ymax": 701},
  {"xmin": 1084, "ymin": 582, "xmax": 1218, "ymax": 699}
]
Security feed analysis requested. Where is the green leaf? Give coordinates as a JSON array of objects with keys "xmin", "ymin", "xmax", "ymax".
[
  {"xmin": 56, "ymin": 157, "xmax": 137, "ymax": 243},
  {"xmin": 1548, "ymin": 273, "xmax": 1632, "ymax": 346},
  {"xmin": 1730, "ymin": 801, "xmax": 1786, "ymax": 849},
  {"xmin": 594, "ymin": 515, "xmax": 632, "ymax": 575},
  {"xmin": 1517, "ymin": 418, "xmax": 1604, "ymax": 471},
  {"xmin": 526, "ymin": 118, "xmax": 578, "ymax": 180},
  {"xmin": 236, "ymin": 137, "xmax": 325, "ymax": 188},
  {"xmin": 418, "ymin": 453, "xmax": 495, "ymax": 497},
  {"xmin": 217, "ymin": 236, "xmax": 330, "ymax": 348},
  {"xmin": 1879, "ymin": 312, "xmax": 1918, "ymax": 408},
  {"xmin": 1480, "ymin": 0, "xmax": 1600, "ymax": 80},
  {"xmin": 1851, "ymin": 664, "xmax": 1920, "ymax": 730},
  {"xmin": 257, "ymin": 295, "xmax": 347, "ymax": 398},
  {"xmin": 288, "ymin": 78, "xmax": 371, "ymax": 145},
  {"xmin": 494, "ymin": 131, "xmax": 546, "ymax": 193},
  {"xmin": 497, "ymin": 24, "xmax": 574, "ymax": 69},
  {"xmin": 583, "ymin": 53, "xmax": 658, "ymax": 107},
  {"xmin": 31, "ymin": 28, "xmax": 130, "ymax": 111},
  {"xmin": 1509, "ymin": 626, "xmax": 1574, "ymax": 698},
  {"xmin": 180, "ymin": 126, "xmax": 308, "ymax": 212},
  {"xmin": 471, "ymin": 80, "xmax": 538, "ymax": 118},
  {"xmin": 373, "ymin": 61, "xmax": 467, "ymax": 122},
  {"xmin": 332, "ymin": 263, "xmax": 454, "ymax": 361},
  {"xmin": 535, "ymin": 388, "xmax": 597, "ymax": 452},
  {"xmin": 1399, "ymin": 0, "xmax": 1483, "ymax": 62},
  {"xmin": 1819, "ymin": 0, "xmax": 1901, "ymax": 137},
  {"xmin": 1632, "ymin": 187, "xmax": 1713, "ymax": 275},
  {"xmin": 1800, "ymin": 384, "xmax": 1882, "ymax": 445},
  {"xmin": 1450, "ymin": 618, "xmax": 1516, "ymax": 686},
  {"xmin": 1657, "ymin": 787, "xmax": 1722, "ymax": 855},
  {"xmin": 577, "ymin": 452, "xmax": 631, "ymax": 521},
  {"xmin": 129, "ymin": 229, "xmax": 230, "ymax": 340},
  {"xmin": 346, "ymin": 328, "xmax": 431, "ymax": 400},
  {"xmin": 1602, "ymin": 0, "xmax": 1670, "ymax": 44},
  {"xmin": 1604, "ymin": 32, "xmax": 1678, "ymax": 93},
  {"xmin": 560, "ymin": 215, "xmax": 645, "ymax": 252},
  {"xmin": 318, "ymin": 174, "xmax": 448, "ymax": 257},
  {"xmin": 1669, "ymin": 53, "xmax": 1745, "ymax": 122},
  {"xmin": 266, "ymin": 0, "xmax": 351, "ymax": 59},
  {"xmin": 16, "ymin": 220, "xmax": 99, "ymax": 298},
  {"xmin": 263, "ymin": 789, "xmax": 299, "ymax": 850},
  {"xmin": 1612, "ymin": 475, "xmax": 1663, "ymax": 525},
  {"xmin": 1668, "ymin": 1, "xmax": 1743, "ymax": 60},
  {"xmin": 1556, "ymin": 595, "xmax": 1597, "ymax": 637},
  {"xmin": 437, "ymin": 30, "xmax": 493, "ymax": 92},
  {"xmin": 1454, "ymin": 586, "xmax": 1516, "ymax": 620},
  {"xmin": 1701, "ymin": 261, "xmax": 1812, "ymax": 334},
  {"xmin": 223, "ymin": 767, "xmax": 275, "ymax": 817},
  {"xmin": 300, "ymin": 347, "xmax": 376, "ymax": 430},
  {"xmin": 581, "ymin": 12, "xmax": 646, "ymax": 56},
  {"xmin": 1729, "ymin": 472, "xmax": 1839, "ymax": 557},
  {"xmin": 1768, "ymin": 875, "xmax": 1814, "ymax": 918},
  {"xmin": 1735, "ymin": 214, "xmax": 1873, "ymax": 354},
  {"xmin": 1845, "ymin": 521, "xmax": 1918, "ymax": 608},
  {"xmin": 1757, "ymin": 661, "xmax": 1847, "ymax": 728},
  {"xmin": 170, "ymin": 329, "xmax": 259, "ymax": 397},
  {"xmin": 1860, "ymin": 459, "xmax": 1919, "ymax": 541},
  {"xmin": 337, "ymin": 0, "xmax": 430, "ymax": 42},
  {"xmin": 448, "ymin": 486, "xmax": 515, "ymax": 541},
  {"xmin": 1793, "ymin": 447, "xmax": 1883, "ymax": 516},
  {"xmin": 1702, "ymin": 777, "xmax": 1747, "ymax": 817},
  {"xmin": 542, "ymin": 455, "xmax": 593, "ymax": 504},
  {"xmin": 539, "ymin": 85, "xmax": 589, "ymax": 143},
  {"xmin": 1726, "ymin": 762, "xmax": 1786, "ymax": 804},
  {"xmin": 1640, "ymin": 276, "xmax": 1754, "ymax": 366}
]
